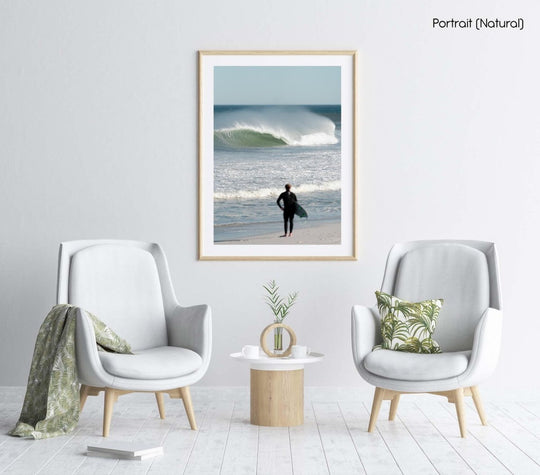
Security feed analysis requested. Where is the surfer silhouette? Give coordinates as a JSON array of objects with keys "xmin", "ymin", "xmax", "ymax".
[{"xmin": 276, "ymin": 184, "xmax": 297, "ymax": 237}]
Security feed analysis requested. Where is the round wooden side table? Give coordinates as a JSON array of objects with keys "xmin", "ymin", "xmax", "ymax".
[{"xmin": 230, "ymin": 351, "xmax": 324, "ymax": 427}]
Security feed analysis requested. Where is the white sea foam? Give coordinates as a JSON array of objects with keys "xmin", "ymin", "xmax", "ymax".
[
  {"xmin": 214, "ymin": 181, "xmax": 341, "ymax": 201},
  {"xmin": 214, "ymin": 106, "xmax": 338, "ymax": 147}
]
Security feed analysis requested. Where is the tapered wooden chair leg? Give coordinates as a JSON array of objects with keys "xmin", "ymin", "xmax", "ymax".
[
  {"xmin": 180, "ymin": 387, "xmax": 197, "ymax": 430},
  {"xmin": 155, "ymin": 392, "xmax": 166, "ymax": 419},
  {"xmin": 103, "ymin": 389, "xmax": 117, "ymax": 437},
  {"xmin": 454, "ymin": 388, "xmax": 467, "ymax": 438},
  {"xmin": 368, "ymin": 387, "xmax": 385, "ymax": 432},
  {"xmin": 389, "ymin": 394, "xmax": 400, "ymax": 421},
  {"xmin": 470, "ymin": 386, "xmax": 487, "ymax": 425},
  {"xmin": 80, "ymin": 384, "xmax": 90, "ymax": 412}
]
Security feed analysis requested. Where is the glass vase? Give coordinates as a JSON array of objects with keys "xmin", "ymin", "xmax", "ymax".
[{"xmin": 273, "ymin": 326, "xmax": 283, "ymax": 354}]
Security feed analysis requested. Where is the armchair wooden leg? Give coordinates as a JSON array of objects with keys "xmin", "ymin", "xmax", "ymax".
[
  {"xmin": 389, "ymin": 394, "xmax": 400, "ymax": 421},
  {"xmin": 80, "ymin": 384, "xmax": 90, "ymax": 412},
  {"xmin": 368, "ymin": 387, "xmax": 385, "ymax": 432},
  {"xmin": 103, "ymin": 389, "xmax": 118, "ymax": 437},
  {"xmin": 470, "ymin": 386, "xmax": 487, "ymax": 425},
  {"xmin": 155, "ymin": 392, "xmax": 166, "ymax": 419},
  {"xmin": 453, "ymin": 388, "xmax": 467, "ymax": 438},
  {"xmin": 180, "ymin": 387, "xmax": 197, "ymax": 430}
]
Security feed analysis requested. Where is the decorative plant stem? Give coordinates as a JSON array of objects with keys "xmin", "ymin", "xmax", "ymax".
[
  {"xmin": 263, "ymin": 280, "xmax": 298, "ymax": 354},
  {"xmin": 274, "ymin": 326, "xmax": 283, "ymax": 351}
]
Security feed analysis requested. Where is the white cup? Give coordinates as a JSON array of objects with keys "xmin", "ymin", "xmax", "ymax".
[
  {"xmin": 241, "ymin": 345, "xmax": 260, "ymax": 359},
  {"xmin": 291, "ymin": 345, "xmax": 311, "ymax": 358}
]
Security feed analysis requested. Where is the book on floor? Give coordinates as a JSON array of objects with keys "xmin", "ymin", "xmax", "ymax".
[
  {"xmin": 86, "ymin": 441, "xmax": 163, "ymax": 460},
  {"xmin": 86, "ymin": 450, "xmax": 163, "ymax": 461}
]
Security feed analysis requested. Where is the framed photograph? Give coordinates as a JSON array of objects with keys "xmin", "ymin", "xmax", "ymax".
[{"xmin": 198, "ymin": 51, "xmax": 357, "ymax": 260}]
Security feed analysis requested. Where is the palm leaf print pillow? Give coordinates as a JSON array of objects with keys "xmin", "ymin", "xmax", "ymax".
[{"xmin": 373, "ymin": 291, "xmax": 443, "ymax": 354}]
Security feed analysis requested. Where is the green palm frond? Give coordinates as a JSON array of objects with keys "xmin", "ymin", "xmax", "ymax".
[
  {"xmin": 263, "ymin": 280, "xmax": 298, "ymax": 323},
  {"xmin": 421, "ymin": 300, "xmax": 442, "ymax": 320},
  {"xmin": 381, "ymin": 314, "xmax": 399, "ymax": 339},
  {"xmin": 393, "ymin": 300, "xmax": 419, "ymax": 318},
  {"xmin": 421, "ymin": 338, "xmax": 442, "ymax": 353},
  {"xmin": 375, "ymin": 291, "xmax": 392, "ymax": 312},
  {"xmin": 279, "ymin": 291, "xmax": 298, "ymax": 320},
  {"xmin": 390, "ymin": 321, "xmax": 410, "ymax": 342},
  {"xmin": 398, "ymin": 337, "xmax": 423, "ymax": 352},
  {"xmin": 408, "ymin": 313, "xmax": 433, "ymax": 337},
  {"xmin": 263, "ymin": 280, "xmax": 284, "ymax": 319}
]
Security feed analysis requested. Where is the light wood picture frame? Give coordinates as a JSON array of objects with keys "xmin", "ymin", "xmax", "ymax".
[{"xmin": 199, "ymin": 50, "xmax": 357, "ymax": 260}]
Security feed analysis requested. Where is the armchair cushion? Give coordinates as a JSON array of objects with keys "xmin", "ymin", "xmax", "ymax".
[
  {"xmin": 99, "ymin": 346, "xmax": 202, "ymax": 380},
  {"xmin": 374, "ymin": 291, "xmax": 443, "ymax": 353},
  {"xmin": 364, "ymin": 349, "xmax": 471, "ymax": 381}
]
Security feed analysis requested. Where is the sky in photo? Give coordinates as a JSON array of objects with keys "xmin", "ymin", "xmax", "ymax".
[{"xmin": 214, "ymin": 66, "xmax": 341, "ymax": 105}]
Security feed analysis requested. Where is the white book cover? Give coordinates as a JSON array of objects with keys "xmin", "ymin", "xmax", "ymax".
[
  {"xmin": 87, "ymin": 441, "xmax": 163, "ymax": 457},
  {"xmin": 86, "ymin": 449, "xmax": 163, "ymax": 461}
]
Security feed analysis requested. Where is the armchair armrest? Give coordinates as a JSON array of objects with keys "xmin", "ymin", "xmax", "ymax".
[
  {"xmin": 459, "ymin": 307, "xmax": 503, "ymax": 386},
  {"xmin": 351, "ymin": 305, "xmax": 381, "ymax": 367},
  {"xmin": 166, "ymin": 304, "xmax": 212, "ymax": 363}
]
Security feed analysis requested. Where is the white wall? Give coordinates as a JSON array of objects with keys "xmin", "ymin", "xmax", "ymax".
[{"xmin": 1, "ymin": 0, "xmax": 539, "ymax": 396}]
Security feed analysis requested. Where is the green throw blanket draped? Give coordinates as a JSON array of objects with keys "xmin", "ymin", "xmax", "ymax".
[{"xmin": 9, "ymin": 304, "xmax": 132, "ymax": 439}]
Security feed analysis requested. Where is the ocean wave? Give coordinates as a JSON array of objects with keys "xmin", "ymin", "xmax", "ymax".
[
  {"xmin": 214, "ymin": 181, "xmax": 341, "ymax": 201},
  {"xmin": 214, "ymin": 106, "xmax": 338, "ymax": 148},
  {"xmin": 215, "ymin": 128, "xmax": 288, "ymax": 147}
]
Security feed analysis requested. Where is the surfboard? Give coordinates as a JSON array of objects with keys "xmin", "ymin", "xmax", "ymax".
[{"xmin": 295, "ymin": 203, "xmax": 308, "ymax": 218}]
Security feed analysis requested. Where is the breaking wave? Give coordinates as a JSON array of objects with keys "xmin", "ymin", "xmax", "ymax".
[
  {"xmin": 214, "ymin": 181, "xmax": 341, "ymax": 201},
  {"xmin": 214, "ymin": 107, "xmax": 338, "ymax": 148}
]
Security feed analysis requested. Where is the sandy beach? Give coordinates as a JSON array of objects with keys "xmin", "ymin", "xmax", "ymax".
[{"xmin": 216, "ymin": 221, "xmax": 340, "ymax": 245}]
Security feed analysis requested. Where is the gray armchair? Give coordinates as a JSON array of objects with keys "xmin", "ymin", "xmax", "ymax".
[
  {"xmin": 352, "ymin": 240, "xmax": 502, "ymax": 437},
  {"xmin": 57, "ymin": 240, "xmax": 212, "ymax": 436}
]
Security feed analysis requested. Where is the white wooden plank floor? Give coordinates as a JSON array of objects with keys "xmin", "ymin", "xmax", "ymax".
[{"xmin": 1, "ymin": 387, "xmax": 540, "ymax": 475}]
